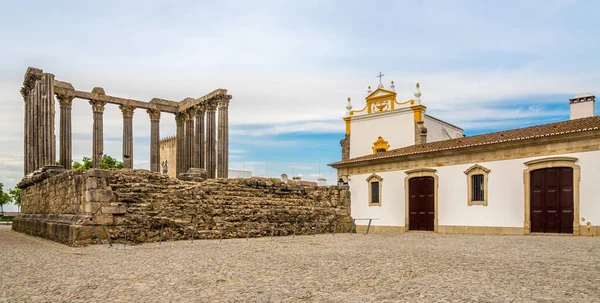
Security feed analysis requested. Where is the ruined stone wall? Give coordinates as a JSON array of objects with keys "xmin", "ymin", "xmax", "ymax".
[
  {"xmin": 159, "ymin": 136, "xmax": 177, "ymax": 178},
  {"xmin": 13, "ymin": 167, "xmax": 352, "ymax": 246}
]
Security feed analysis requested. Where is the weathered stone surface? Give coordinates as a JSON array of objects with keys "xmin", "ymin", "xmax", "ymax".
[
  {"xmin": 14, "ymin": 169, "xmax": 352, "ymax": 246},
  {"xmin": 101, "ymin": 206, "xmax": 127, "ymax": 214},
  {"xmin": 87, "ymin": 169, "xmax": 111, "ymax": 179}
]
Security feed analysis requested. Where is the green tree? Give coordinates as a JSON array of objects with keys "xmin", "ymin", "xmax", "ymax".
[
  {"xmin": 0, "ymin": 183, "xmax": 10, "ymax": 215},
  {"xmin": 9, "ymin": 187, "xmax": 21, "ymax": 213},
  {"xmin": 72, "ymin": 155, "xmax": 124, "ymax": 170}
]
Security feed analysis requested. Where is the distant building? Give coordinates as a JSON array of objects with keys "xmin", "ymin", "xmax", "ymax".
[
  {"xmin": 317, "ymin": 178, "xmax": 327, "ymax": 186},
  {"xmin": 229, "ymin": 170, "xmax": 252, "ymax": 178}
]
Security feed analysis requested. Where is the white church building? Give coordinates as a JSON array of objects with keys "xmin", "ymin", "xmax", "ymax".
[{"xmin": 329, "ymin": 82, "xmax": 599, "ymax": 236}]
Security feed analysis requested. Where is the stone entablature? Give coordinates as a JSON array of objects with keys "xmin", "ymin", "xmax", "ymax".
[
  {"xmin": 13, "ymin": 168, "xmax": 352, "ymax": 246},
  {"xmin": 21, "ymin": 67, "xmax": 232, "ymax": 179}
]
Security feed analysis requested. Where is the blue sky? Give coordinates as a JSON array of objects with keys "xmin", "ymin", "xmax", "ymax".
[{"xmin": 1, "ymin": 0, "xmax": 599, "ymax": 211}]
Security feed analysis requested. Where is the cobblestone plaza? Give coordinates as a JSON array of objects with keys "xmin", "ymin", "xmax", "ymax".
[{"xmin": 2, "ymin": 225, "xmax": 599, "ymax": 302}]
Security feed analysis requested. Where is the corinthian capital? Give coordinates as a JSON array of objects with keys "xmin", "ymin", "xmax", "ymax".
[
  {"xmin": 217, "ymin": 95, "xmax": 231, "ymax": 109},
  {"xmin": 89, "ymin": 100, "xmax": 106, "ymax": 113},
  {"xmin": 193, "ymin": 104, "xmax": 205, "ymax": 117},
  {"xmin": 204, "ymin": 99, "xmax": 218, "ymax": 112},
  {"xmin": 146, "ymin": 109, "xmax": 161, "ymax": 121},
  {"xmin": 175, "ymin": 112, "xmax": 185, "ymax": 126},
  {"xmin": 120, "ymin": 105, "xmax": 135, "ymax": 118},
  {"xmin": 57, "ymin": 95, "xmax": 74, "ymax": 108}
]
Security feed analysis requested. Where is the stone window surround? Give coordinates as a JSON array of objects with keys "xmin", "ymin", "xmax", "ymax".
[
  {"xmin": 404, "ymin": 168, "xmax": 439, "ymax": 232},
  {"xmin": 464, "ymin": 164, "xmax": 490, "ymax": 206},
  {"xmin": 366, "ymin": 173, "xmax": 383, "ymax": 207},
  {"xmin": 523, "ymin": 156, "xmax": 580, "ymax": 235}
]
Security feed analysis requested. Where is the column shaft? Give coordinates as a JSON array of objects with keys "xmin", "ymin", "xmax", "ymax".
[
  {"xmin": 41, "ymin": 73, "xmax": 55, "ymax": 166},
  {"xmin": 184, "ymin": 113, "xmax": 194, "ymax": 172},
  {"xmin": 147, "ymin": 109, "xmax": 161, "ymax": 172},
  {"xmin": 58, "ymin": 96, "xmax": 73, "ymax": 169},
  {"xmin": 35, "ymin": 82, "xmax": 42, "ymax": 169},
  {"xmin": 205, "ymin": 100, "xmax": 217, "ymax": 178},
  {"xmin": 121, "ymin": 106, "xmax": 135, "ymax": 169},
  {"xmin": 175, "ymin": 113, "xmax": 185, "ymax": 177},
  {"xmin": 24, "ymin": 93, "xmax": 30, "ymax": 174},
  {"xmin": 194, "ymin": 107, "xmax": 205, "ymax": 169},
  {"xmin": 217, "ymin": 97, "xmax": 230, "ymax": 178},
  {"xmin": 90, "ymin": 101, "xmax": 106, "ymax": 169}
]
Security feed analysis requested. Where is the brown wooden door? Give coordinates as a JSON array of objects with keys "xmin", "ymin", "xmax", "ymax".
[
  {"xmin": 530, "ymin": 167, "xmax": 574, "ymax": 234},
  {"xmin": 409, "ymin": 177, "xmax": 435, "ymax": 231}
]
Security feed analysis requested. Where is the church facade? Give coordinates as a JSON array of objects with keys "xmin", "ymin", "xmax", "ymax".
[{"xmin": 330, "ymin": 82, "xmax": 599, "ymax": 236}]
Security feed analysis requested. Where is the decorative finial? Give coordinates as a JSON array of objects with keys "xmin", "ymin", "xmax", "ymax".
[
  {"xmin": 414, "ymin": 82, "xmax": 422, "ymax": 104},
  {"xmin": 367, "ymin": 86, "xmax": 372, "ymax": 94},
  {"xmin": 390, "ymin": 80, "xmax": 395, "ymax": 92},
  {"xmin": 345, "ymin": 97, "xmax": 353, "ymax": 116}
]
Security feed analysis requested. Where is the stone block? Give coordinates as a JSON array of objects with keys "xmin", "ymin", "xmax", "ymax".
[
  {"xmin": 85, "ymin": 189, "xmax": 114, "ymax": 203},
  {"xmin": 92, "ymin": 215, "xmax": 114, "ymax": 225},
  {"xmin": 83, "ymin": 202, "xmax": 100, "ymax": 214},
  {"xmin": 87, "ymin": 169, "xmax": 111, "ymax": 179},
  {"xmin": 101, "ymin": 206, "xmax": 127, "ymax": 215}
]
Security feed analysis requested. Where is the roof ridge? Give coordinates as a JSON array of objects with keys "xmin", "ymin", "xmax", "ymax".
[{"xmin": 330, "ymin": 116, "xmax": 600, "ymax": 166}]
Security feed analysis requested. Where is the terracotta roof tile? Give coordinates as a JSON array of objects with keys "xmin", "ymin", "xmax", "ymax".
[{"xmin": 329, "ymin": 116, "xmax": 600, "ymax": 166}]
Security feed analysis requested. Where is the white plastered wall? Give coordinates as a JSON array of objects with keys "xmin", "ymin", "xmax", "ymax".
[
  {"xmin": 348, "ymin": 171, "xmax": 406, "ymax": 227},
  {"xmin": 348, "ymin": 150, "xmax": 600, "ymax": 229},
  {"xmin": 349, "ymin": 109, "xmax": 414, "ymax": 158},
  {"xmin": 423, "ymin": 115, "xmax": 463, "ymax": 142}
]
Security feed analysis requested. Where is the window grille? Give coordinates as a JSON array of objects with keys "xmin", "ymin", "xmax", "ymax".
[
  {"xmin": 472, "ymin": 174, "xmax": 484, "ymax": 201},
  {"xmin": 371, "ymin": 181, "xmax": 380, "ymax": 203}
]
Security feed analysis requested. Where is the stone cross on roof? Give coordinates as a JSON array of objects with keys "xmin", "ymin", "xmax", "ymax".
[{"xmin": 376, "ymin": 71, "xmax": 385, "ymax": 85}]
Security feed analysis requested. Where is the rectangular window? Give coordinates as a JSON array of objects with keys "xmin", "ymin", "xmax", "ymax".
[
  {"xmin": 472, "ymin": 174, "xmax": 484, "ymax": 201},
  {"xmin": 371, "ymin": 181, "xmax": 380, "ymax": 203}
]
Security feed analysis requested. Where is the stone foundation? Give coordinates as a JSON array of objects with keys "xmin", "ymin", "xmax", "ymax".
[{"xmin": 14, "ymin": 167, "xmax": 352, "ymax": 245}]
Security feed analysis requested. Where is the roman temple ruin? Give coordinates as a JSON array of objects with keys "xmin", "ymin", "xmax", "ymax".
[{"xmin": 21, "ymin": 67, "xmax": 231, "ymax": 178}]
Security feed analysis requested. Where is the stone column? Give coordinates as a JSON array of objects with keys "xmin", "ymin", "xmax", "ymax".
[
  {"xmin": 90, "ymin": 100, "xmax": 106, "ymax": 169},
  {"xmin": 175, "ymin": 113, "xmax": 185, "ymax": 177},
  {"xmin": 147, "ymin": 109, "xmax": 161, "ymax": 172},
  {"xmin": 57, "ymin": 95, "xmax": 74, "ymax": 170},
  {"xmin": 205, "ymin": 99, "xmax": 217, "ymax": 179},
  {"xmin": 184, "ymin": 110, "xmax": 195, "ymax": 173},
  {"xmin": 217, "ymin": 96, "xmax": 230, "ymax": 178},
  {"xmin": 120, "ymin": 105, "xmax": 135, "ymax": 169},
  {"xmin": 41, "ymin": 73, "xmax": 56, "ymax": 168},
  {"xmin": 194, "ymin": 105, "xmax": 205, "ymax": 169}
]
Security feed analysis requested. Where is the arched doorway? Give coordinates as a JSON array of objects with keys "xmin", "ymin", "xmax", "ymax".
[
  {"xmin": 523, "ymin": 157, "xmax": 580, "ymax": 235},
  {"xmin": 404, "ymin": 168, "xmax": 438, "ymax": 232},
  {"xmin": 530, "ymin": 167, "xmax": 574, "ymax": 233},
  {"xmin": 408, "ymin": 176, "xmax": 435, "ymax": 231}
]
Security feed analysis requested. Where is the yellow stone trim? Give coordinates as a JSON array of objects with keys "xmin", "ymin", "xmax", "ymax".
[
  {"xmin": 349, "ymin": 104, "xmax": 368, "ymax": 116},
  {"xmin": 464, "ymin": 164, "xmax": 490, "ymax": 206},
  {"xmin": 395, "ymin": 99, "xmax": 415, "ymax": 106},
  {"xmin": 353, "ymin": 224, "xmax": 598, "ymax": 236},
  {"xmin": 371, "ymin": 136, "xmax": 390, "ymax": 154},
  {"xmin": 404, "ymin": 168, "xmax": 438, "ymax": 232},
  {"xmin": 365, "ymin": 88, "xmax": 397, "ymax": 100},
  {"xmin": 438, "ymin": 225, "xmax": 523, "ymax": 235},
  {"xmin": 579, "ymin": 225, "xmax": 600, "ymax": 236},
  {"xmin": 343, "ymin": 117, "xmax": 351, "ymax": 135},
  {"xmin": 366, "ymin": 173, "xmax": 383, "ymax": 207},
  {"xmin": 411, "ymin": 105, "xmax": 426, "ymax": 122},
  {"xmin": 523, "ymin": 156, "xmax": 580, "ymax": 235}
]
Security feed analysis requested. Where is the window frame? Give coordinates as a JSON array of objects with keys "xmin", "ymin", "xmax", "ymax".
[
  {"xmin": 464, "ymin": 164, "xmax": 490, "ymax": 206},
  {"xmin": 366, "ymin": 173, "xmax": 383, "ymax": 207}
]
